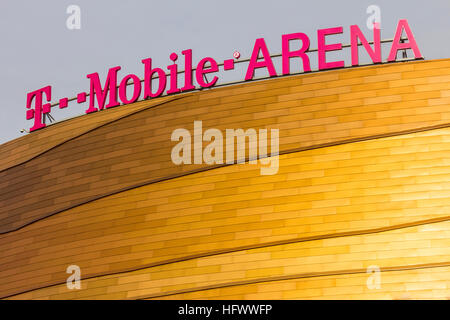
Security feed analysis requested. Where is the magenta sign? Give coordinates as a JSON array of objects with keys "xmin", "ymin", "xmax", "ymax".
[{"xmin": 26, "ymin": 19, "xmax": 422, "ymax": 132}]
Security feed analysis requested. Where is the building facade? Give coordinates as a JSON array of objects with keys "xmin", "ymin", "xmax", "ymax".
[{"xmin": 1, "ymin": 58, "xmax": 450, "ymax": 299}]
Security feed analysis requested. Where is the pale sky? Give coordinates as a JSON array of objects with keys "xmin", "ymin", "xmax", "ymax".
[{"xmin": 1, "ymin": 0, "xmax": 449, "ymax": 144}]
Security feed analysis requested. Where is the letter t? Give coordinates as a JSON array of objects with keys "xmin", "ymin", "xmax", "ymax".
[{"xmin": 26, "ymin": 86, "xmax": 52, "ymax": 132}]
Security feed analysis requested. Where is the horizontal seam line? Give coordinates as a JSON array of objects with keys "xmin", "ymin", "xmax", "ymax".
[
  {"xmin": 2, "ymin": 214, "xmax": 450, "ymax": 299},
  {"xmin": 0, "ymin": 95, "xmax": 186, "ymax": 174},
  {"xmin": 2, "ymin": 121, "xmax": 450, "ymax": 235},
  {"xmin": 134, "ymin": 261, "xmax": 450, "ymax": 300}
]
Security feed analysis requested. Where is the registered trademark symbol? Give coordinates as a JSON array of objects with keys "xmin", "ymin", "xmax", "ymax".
[{"xmin": 233, "ymin": 51, "xmax": 241, "ymax": 59}]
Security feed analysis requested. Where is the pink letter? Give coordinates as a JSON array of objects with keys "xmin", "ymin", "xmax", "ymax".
[
  {"xmin": 282, "ymin": 32, "xmax": 311, "ymax": 74},
  {"xmin": 181, "ymin": 49, "xmax": 195, "ymax": 91},
  {"xmin": 388, "ymin": 19, "xmax": 422, "ymax": 62},
  {"xmin": 142, "ymin": 58, "xmax": 167, "ymax": 98},
  {"xmin": 119, "ymin": 74, "xmax": 142, "ymax": 104},
  {"xmin": 245, "ymin": 38, "xmax": 277, "ymax": 80},
  {"xmin": 167, "ymin": 53, "xmax": 180, "ymax": 94},
  {"xmin": 85, "ymin": 66, "xmax": 121, "ymax": 114},
  {"xmin": 317, "ymin": 27, "xmax": 345, "ymax": 70},
  {"xmin": 351, "ymin": 23, "xmax": 381, "ymax": 66},
  {"xmin": 196, "ymin": 57, "xmax": 219, "ymax": 88},
  {"xmin": 26, "ymin": 86, "xmax": 52, "ymax": 132}
]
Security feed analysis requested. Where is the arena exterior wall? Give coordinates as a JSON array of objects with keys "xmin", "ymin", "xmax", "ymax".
[{"xmin": 1, "ymin": 58, "xmax": 450, "ymax": 299}]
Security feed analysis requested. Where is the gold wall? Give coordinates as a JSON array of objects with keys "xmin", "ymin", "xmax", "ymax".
[{"xmin": 1, "ymin": 58, "xmax": 450, "ymax": 299}]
